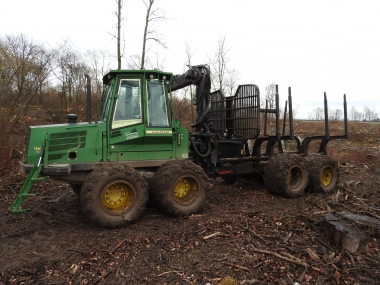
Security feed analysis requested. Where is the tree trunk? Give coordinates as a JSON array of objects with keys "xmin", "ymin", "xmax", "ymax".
[
  {"xmin": 141, "ymin": 0, "xmax": 153, "ymax": 70},
  {"xmin": 117, "ymin": 0, "xmax": 122, "ymax": 69}
]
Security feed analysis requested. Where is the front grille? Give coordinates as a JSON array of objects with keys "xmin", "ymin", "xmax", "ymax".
[{"xmin": 48, "ymin": 131, "xmax": 87, "ymax": 152}]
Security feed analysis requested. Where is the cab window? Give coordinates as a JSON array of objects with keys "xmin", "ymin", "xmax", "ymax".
[
  {"xmin": 147, "ymin": 80, "xmax": 169, "ymax": 127},
  {"xmin": 101, "ymin": 83, "xmax": 114, "ymax": 122},
  {"xmin": 112, "ymin": 79, "xmax": 142, "ymax": 129}
]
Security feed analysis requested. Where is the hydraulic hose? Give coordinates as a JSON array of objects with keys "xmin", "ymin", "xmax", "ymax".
[
  {"xmin": 191, "ymin": 99, "xmax": 211, "ymax": 128},
  {"xmin": 190, "ymin": 139, "xmax": 212, "ymax": 159}
]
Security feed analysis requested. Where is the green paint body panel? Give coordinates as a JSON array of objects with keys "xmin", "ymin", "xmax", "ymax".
[{"xmin": 27, "ymin": 122, "xmax": 105, "ymax": 165}]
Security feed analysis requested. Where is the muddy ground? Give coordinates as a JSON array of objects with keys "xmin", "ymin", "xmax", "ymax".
[{"xmin": 1, "ymin": 145, "xmax": 380, "ymax": 285}]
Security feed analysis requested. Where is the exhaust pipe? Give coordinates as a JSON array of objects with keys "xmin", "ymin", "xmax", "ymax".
[{"xmin": 84, "ymin": 74, "xmax": 92, "ymax": 123}]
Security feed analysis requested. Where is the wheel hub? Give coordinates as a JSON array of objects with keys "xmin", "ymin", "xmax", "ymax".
[
  {"xmin": 288, "ymin": 167, "xmax": 302, "ymax": 187},
  {"xmin": 102, "ymin": 182, "xmax": 133, "ymax": 212},
  {"xmin": 321, "ymin": 166, "xmax": 333, "ymax": 187},
  {"xmin": 175, "ymin": 178, "xmax": 191, "ymax": 198},
  {"xmin": 174, "ymin": 176, "xmax": 199, "ymax": 205}
]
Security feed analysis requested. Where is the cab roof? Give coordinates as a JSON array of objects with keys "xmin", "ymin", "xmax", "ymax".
[{"xmin": 102, "ymin": 69, "xmax": 173, "ymax": 85}]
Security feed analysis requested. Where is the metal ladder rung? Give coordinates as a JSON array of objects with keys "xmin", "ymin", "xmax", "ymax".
[{"xmin": 11, "ymin": 164, "xmax": 49, "ymax": 214}]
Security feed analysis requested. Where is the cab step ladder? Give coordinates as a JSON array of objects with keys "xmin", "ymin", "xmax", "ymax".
[{"xmin": 12, "ymin": 140, "xmax": 49, "ymax": 214}]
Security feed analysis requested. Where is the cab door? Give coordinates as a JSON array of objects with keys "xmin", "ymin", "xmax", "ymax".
[
  {"xmin": 143, "ymin": 79, "xmax": 173, "ymax": 159},
  {"xmin": 107, "ymin": 78, "xmax": 145, "ymax": 161}
]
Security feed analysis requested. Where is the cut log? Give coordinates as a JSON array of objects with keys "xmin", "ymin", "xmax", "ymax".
[{"xmin": 320, "ymin": 212, "xmax": 380, "ymax": 253}]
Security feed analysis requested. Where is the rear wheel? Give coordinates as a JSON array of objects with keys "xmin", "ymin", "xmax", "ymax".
[
  {"xmin": 305, "ymin": 154, "xmax": 338, "ymax": 193},
  {"xmin": 80, "ymin": 164, "xmax": 148, "ymax": 228},
  {"xmin": 264, "ymin": 154, "xmax": 309, "ymax": 198},
  {"xmin": 150, "ymin": 160, "xmax": 208, "ymax": 217}
]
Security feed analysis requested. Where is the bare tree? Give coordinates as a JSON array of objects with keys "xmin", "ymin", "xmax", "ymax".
[
  {"xmin": 117, "ymin": 0, "xmax": 124, "ymax": 69},
  {"xmin": 109, "ymin": 0, "xmax": 126, "ymax": 69},
  {"xmin": 208, "ymin": 36, "xmax": 241, "ymax": 97},
  {"xmin": 140, "ymin": 0, "xmax": 167, "ymax": 70},
  {"xmin": 329, "ymin": 109, "xmax": 343, "ymax": 121},
  {"xmin": 85, "ymin": 49, "xmax": 112, "ymax": 94},
  {"xmin": 85, "ymin": 50, "xmax": 111, "ymax": 119},
  {"xmin": 356, "ymin": 110, "xmax": 363, "ymax": 121},
  {"xmin": 350, "ymin": 106, "xmax": 356, "ymax": 121},
  {"xmin": 184, "ymin": 41, "xmax": 195, "ymax": 101},
  {"xmin": 316, "ymin": 107, "xmax": 323, "ymax": 120},
  {"xmin": 150, "ymin": 46, "xmax": 166, "ymax": 71},
  {"xmin": 180, "ymin": 41, "xmax": 196, "ymax": 122},
  {"xmin": 308, "ymin": 107, "xmax": 324, "ymax": 120},
  {"xmin": 0, "ymin": 34, "xmax": 55, "ymax": 133},
  {"xmin": 224, "ymin": 67, "xmax": 240, "ymax": 97},
  {"xmin": 125, "ymin": 54, "xmax": 142, "ymax": 69},
  {"xmin": 263, "ymin": 83, "xmax": 276, "ymax": 109},
  {"xmin": 260, "ymin": 83, "xmax": 278, "ymax": 120},
  {"xmin": 349, "ymin": 106, "xmax": 364, "ymax": 121},
  {"xmin": 209, "ymin": 36, "xmax": 228, "ymax": 93},
  {"xmin": 169, "ymin": 41, "xmax": 195, "ymax": 124},
  {"xmin": 364, "ymin": 106, "xmax": 378, "ymax": 121},
  {"xmin": 52, "ymin": 41, "xmax": 91, "ymax": 121},
  {"xmin": 363, "ymin": 106, "xmax": 371, "ymax": 121}
]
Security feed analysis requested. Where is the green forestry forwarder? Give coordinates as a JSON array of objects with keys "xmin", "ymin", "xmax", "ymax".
[{"xmin": 12, "ymin": 65, "xmax": 348, "ymax": 228}]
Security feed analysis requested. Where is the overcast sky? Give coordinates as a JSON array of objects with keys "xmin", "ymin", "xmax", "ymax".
[{"xmin": 1, "ymin": 0, "xmax": 379, "ymax": 119}]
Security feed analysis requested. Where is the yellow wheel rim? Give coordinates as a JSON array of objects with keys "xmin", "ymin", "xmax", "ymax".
[
  {"xmin": 288, "ymin": 167, "xmax": 302, "ymax": 187},
  {"xmin": 102, "ymin": 181, "xmax": 134, "ymax": 214},
  {"xmin": 321, "ymin": 166, "xmax": 333, "ymax": 187},
  {"xmin": 288, "ymin": 171, "xmax": 292, "ymax": 184},
  {"xmin": 174, "ymin": 176, "xmax": 199, "ymax": 206}
]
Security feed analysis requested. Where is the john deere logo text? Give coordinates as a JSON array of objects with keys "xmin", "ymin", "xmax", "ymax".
[{"xmin": 146, "ymin": 130, "xmax": 172, "ymax": 135}]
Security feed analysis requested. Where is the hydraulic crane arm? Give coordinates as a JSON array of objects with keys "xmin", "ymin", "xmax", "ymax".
[
  {"xmin": 171, "ymin": 65, "xmax": 212, "ymax": 130},
  {"xmin": 171, "ymin": 64, "xmax": 211, "ymax": 92}
]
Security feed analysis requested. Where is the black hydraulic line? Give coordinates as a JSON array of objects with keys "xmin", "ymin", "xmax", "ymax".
[
  {"xmin": 84, "ymin": 74, "xmax": 92, "ymax": 123},
  {"xmin": 201, "ymin": 122, "xmax": 210, "ymax": 132},
  {"xmin": 190, "ymin": 139, "xmax": 212, "ymax": 159},
  {"xmin": 288, "ymin": 87, "xmax": 294, "ymax": 140},
  {"xmin": 324, "ymin": 92, "xmax": 330, "ymax": 139},
  {"xmin": 191, "ymin": 101, "xmax": 211, "ymax": 128}
]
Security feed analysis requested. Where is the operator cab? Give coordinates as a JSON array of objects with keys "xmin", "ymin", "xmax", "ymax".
[
  {"xmin": 101, "ymin": 70, "xmax": 175, "ymax": 161},
  {"xmin": 102, "ymin": 70, "xmax": 172, "ymax": 129}
]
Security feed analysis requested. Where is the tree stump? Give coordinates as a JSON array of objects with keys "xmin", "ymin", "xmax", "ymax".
[{"xmin": 321, "ymin": 212, "xmax": 380, "ymax": 253}]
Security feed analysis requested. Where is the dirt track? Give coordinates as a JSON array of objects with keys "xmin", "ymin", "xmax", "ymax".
[{"xmin": 1, "ymin": 147, "xmax": 380, "ymax": 285}]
